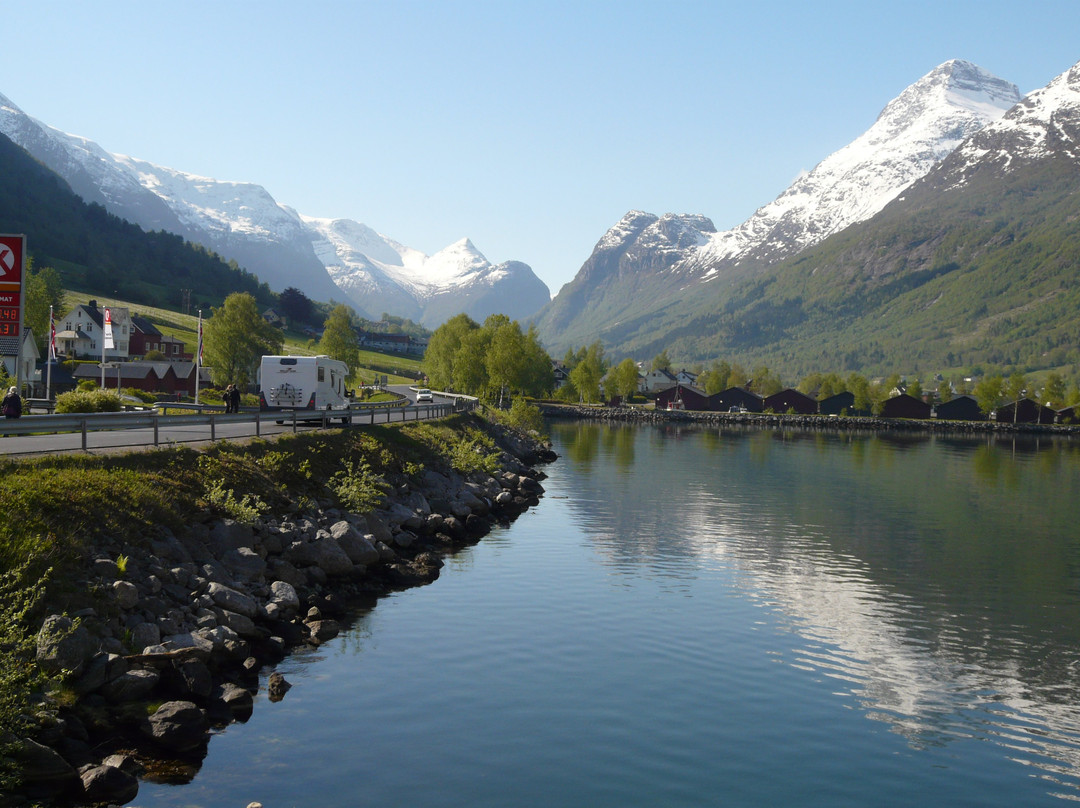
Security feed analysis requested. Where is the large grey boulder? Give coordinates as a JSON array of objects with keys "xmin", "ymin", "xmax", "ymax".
[
  {"xmin": 208, "ymin": 518, "xmax": 256, "ymax": 555},
  {"xmin": 36, "ymin": 615, "xmax": 98, "ymax": 677},
  {"xmin": 286, "ymin": 537, "xmax": 354, "ymax": 576},
  {"xmin": 207, "ymin": 582, "xmax": 258, "ymax": 618},
  {"xmin": 8, "ymin": 737, "xmax": 80, "ymax": 801},
  {"xmin": 141, "ymin": 700, "xmax": 209, "ymax": 752},
  {"xmin": 101, "ymin": 668, "xmax": 160, "ymax": 703},
  {"xmin": 267, "ymin": 580, "xmax": 300, "ymax": 616},
  {"xmin": 79, "ymin": 763, "xmax": 140, "ymax": 804},
  {"xmin": 221, "ymin": 547, "xmax": 267, "ymax": 582},
  {"xmin": 112, "ymin": 579, "xmax": 139, "ymax": 609}
]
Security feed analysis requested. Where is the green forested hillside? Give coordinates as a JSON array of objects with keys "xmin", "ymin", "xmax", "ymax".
[
  {"xmin": 593, "ymin": 157, "xmax": 1080, "ymax": 381},
  {"xmin": 0, "ymin": 133, "xmax": 276, "ymax": 311}
]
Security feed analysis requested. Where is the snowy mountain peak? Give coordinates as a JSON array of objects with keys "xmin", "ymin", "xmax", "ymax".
[
  {"xmin": 687, "ymin": 59, "xmax": 1020, "ymax": 278},
  {"xmin": 947, "ymin": 59, "xmax": 1080, "ymax": 175}
]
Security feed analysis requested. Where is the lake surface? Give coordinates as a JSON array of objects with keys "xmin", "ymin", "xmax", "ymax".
[{"xmin": 134, "ymin": 422, "xmax": 1080, "ymax": 807}]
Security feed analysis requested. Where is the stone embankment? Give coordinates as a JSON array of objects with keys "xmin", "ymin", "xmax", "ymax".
[
  {"xmin": 539, "ymin": 403, "xmax": 1080, "ymax": 436},
  {"xmin": 9, "ymin": 426, "xmax": 557, "ymax": 808}
]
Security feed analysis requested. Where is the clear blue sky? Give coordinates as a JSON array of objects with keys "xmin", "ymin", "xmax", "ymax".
[{"xmin": 3, "ymin": 1, "xmax": 1078, "ymax": 297}]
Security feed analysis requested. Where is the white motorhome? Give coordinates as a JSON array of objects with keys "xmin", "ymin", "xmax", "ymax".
[{"xmin": 258, "ymin": 355, "xmax": 351, "ymax": 411}]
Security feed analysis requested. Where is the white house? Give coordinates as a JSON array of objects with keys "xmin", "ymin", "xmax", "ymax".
[
  {"xmin": 642, "ymin": 368, "xmax": 678, "ymax": 392},
  {"xmin": 59, "ymin": 301, "xmax": 132, "ymax": 360},
  {"xmin": 0, "ymin": 327, "xmax": 41, "ymax": 393}
]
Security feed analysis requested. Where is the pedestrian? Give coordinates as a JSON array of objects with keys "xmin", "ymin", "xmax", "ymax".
[
  {"xmin": 227, "ymin": 383, "xmax": 241, "ymax": 413},
  {"xmin": 2, "ymin": 386, "xmax": 21, "ymax": 434}
]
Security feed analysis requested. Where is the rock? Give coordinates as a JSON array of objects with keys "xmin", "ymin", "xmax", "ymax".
[
  {"xmin": 172, "ymin": 659, "xmax": 213, "ymax": 699},
  {"xmin": 36, "ymin": 615, "xmax": 98, "ymax": 677},
  {"xmin": 216, "ymin": 682, "xmax": 254, "ymax": 721},
  {"xmin": 363, "ymin": 512, "xmax": 395, "ymax": 544},
  {"xmin": 333, "ymin": 529, "xmax": 381, "ymax": 566},
  {"xmin": 208, "ymin": 518, "xmax": 256, "ymax": 555},
  {"xmin": 112, "ymin": 579, "xmax": 139, "ymax": 609},
  {"xmin": 267, "ymin": 672, "xmax": 291, "ymax": 702},
  {"xmin": 101, "ymin": 668, "xmax": 160, "ymax": 703},
  {"xmin": 217, "ymin": 608, "xmax": 259, "ymax": 638},
  {"xmin": 79, "ymin": 763, "xmax": 139, "ymax": 804},
  {"xmin": 307, "ymin": 619, "xmax": 340, "ymax": 643},
  {"xmin": 267, "ymin": 580, "xmax": 300, "ymax": 616},
  {"xmin": 288, "ymin": 537, "xmax": 354, "ymax": 576},
  {"xmin": 8, "ymin": 737, "xmax": 80, "ymax": 801},
  {"xmin": 221, "ymin": 547, "xmax": 267, "ymax": 582},
  {"xmin": 267, "ymin": 558, "xmax": 308, "ymax": 589},
  {"xmin": 141, "ymin": 700, "xmax": 209, "ymax": 752},
  {"xmin": 131, "ymin": 620, "xmax": 162, "ymax": 652},
  {"xmin": 92, "ymin": 557, "xmax": 120, "ymax": 580},
  {"xmin": 73, "ymin": 652, "xmax": 129, "ymax": 696},
  {"xmin": 207, "ymin": 582, "xmax": 258, "ymax": 618}
]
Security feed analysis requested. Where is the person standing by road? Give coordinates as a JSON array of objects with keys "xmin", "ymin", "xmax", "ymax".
[
  {"xmin": 2, "ymin": 386, "xmax": 22, "ymax": 433},
  {"xmin": 226, "ymin": 384, "xmax": 241, "ymax": 413}
]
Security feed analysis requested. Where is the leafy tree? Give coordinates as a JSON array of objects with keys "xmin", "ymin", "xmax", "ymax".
[
  {"xmin": 1066, "ymin": 381, "xmax": 1080, "ymax": 408},
  {"xmin": 278, "ymin": 286, "xmax": 316, "ymax": 325},
  {"xmin": 937, "ymin": 378, "xmax": 953, "ymax": 404},
  {"xmin": 607, "ymin": 357, "xmax": 641, "ymax": 401},
  {"xmin": 423, "ymin": 313, "xmax": 479, "ymax": 390},
  {"xmin": 487, "ymin": 319, "xmax": 527, "ymax": 406},
  {"xmin": 454, "ymin": 327, "xmax": 492, "ymax": 395},
  {"xmin": 907, "ymin": 379, "xmax": 923, "ymax": 400},
  {"xmin": 520, "ymin": 324, "xmax": 555, "ymax": 398},
  {"xmin": 650, "ymin": 350, "xmax": 671, "ymax": 373},
  {"xmin": 570, "ymin": 341, "xmax": 607, "ymax": 403},
  {"xmin": 203, "ymin": 292, "xmax": 283, "ymax": 389},
  {"xmin": 23, "ymin": 259, "xmax": 65, "ymax": 351},
  {"xmin": 749, "ymin": 365, "xmax": 783, "ymax": 397},
  {"xmin": 698, "ymin": 360, "xmax": 732, "ymax": 395},
  {"xmin": 847, "ymin": 373, "xmax": 873, "ymax": 413},
  {"xmin": 974, "ymin": 374, "xmax": 1005, "ymax": 416},
  {"xmin": 817, "ymin": 373, "xmax": 846, "ymax": 400},
  {"xmin": 318, "ymin": 304, "xmax": 361, "ymax": 383}
]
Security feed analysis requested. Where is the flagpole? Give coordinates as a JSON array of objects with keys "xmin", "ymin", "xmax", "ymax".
[
  {"xmin": 195, "ymin": 310, "xmax": 202, "ymax": 405},
  {"xmin": 46, "ymin": 305, "xmax": 54, "ymax": 400}
]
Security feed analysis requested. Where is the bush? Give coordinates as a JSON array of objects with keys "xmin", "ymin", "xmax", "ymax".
[{"xmin": 54, "ymin": 389, "xmax": 123, "ymax": 413}]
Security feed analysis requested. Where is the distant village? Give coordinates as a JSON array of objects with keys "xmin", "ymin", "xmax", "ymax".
[
  {"xmin": 0, "ymin": 301, "xmax": 428, "ymax": 399},
  {"xmin": 551, "ymin": 362, "xmax": 1077, "ymax": 426}
]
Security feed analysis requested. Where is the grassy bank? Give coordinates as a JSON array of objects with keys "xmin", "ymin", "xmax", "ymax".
[{"xmin": 0, "ymin": 412, "xmax": 525, "ymax": 787}]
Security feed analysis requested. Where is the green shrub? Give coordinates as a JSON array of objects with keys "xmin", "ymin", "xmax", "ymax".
[
  {"xmin": 0, "ymin": 558, "xmax": 51, "ymax": 792},
  {"xmin": 54, "ymin": 389, "xmax": 123, "ymax": 414},
  {"xmin": 328, "ymin": 458, "xmax": 388, "ymax": 513}
]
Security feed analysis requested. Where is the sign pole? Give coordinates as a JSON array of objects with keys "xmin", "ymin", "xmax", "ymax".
[
  {"xmin": 195, "ymin": 310, "xmax": 202, "ymax": 405},
  {"xmin": 46, "ymin": 305, "xmax": 54, "ymax": 400}
]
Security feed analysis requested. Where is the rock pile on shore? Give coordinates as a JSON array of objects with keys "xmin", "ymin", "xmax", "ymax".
[{"xmin": 9, "ymin": 428, "xmax": 556, "ymax": 807}]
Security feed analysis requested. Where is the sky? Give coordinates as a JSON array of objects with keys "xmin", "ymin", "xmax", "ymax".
[{"xmin": 2, "ymin": 1, "xmax": 1078, "ymax": 298}]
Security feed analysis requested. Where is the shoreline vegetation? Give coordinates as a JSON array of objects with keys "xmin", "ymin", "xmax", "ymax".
[
  {"xmin": 0, "ymin": 412, "xmax": 555, "ymax": 808},
  {"xmin": 538, "ymin": 402, "xmax": 1080, "ymax": 436}
]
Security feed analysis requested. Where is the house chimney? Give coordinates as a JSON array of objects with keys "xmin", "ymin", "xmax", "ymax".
[{"xmin": 88, "ymin": 300, "xmax": 97, "ymax": 310}]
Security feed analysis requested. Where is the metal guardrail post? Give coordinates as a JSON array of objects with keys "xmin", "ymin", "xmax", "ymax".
[
  {"xmin": 256, "ymin": 412, "xmax": 261, "ymax": 437},
  {"xmin": 210, "ymin": 415, "xmax": 216, "ymax": 441},
  {"xmin": 154, "ymin": 418, "xmax": 159, "ymax": 446},
  {"xmin": 292, "ymin": 410, "xmax": 298, "ymax": 433},
  {"xmin": 81, "ymin": 417, "xmax": 88, "ymax": 451}
]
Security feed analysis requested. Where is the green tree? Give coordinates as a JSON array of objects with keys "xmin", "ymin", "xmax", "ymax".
[
  {"xmin": 650, "ymin": 350, "xmax": 671, "ymax": 373},
  {"xmin": 607, "ymin": 357, "xmax": 641, "ymax": 401},
  {"xmin": 937, "ymin": 378, "xmax": 953, "ymax": 404},
  {"xmin": 749, "ymin": 365, "xmax": 783, "ymax": 397},
  {"xmin": 23, "ymin": 260, "xmax": 65, "ymax": 351},
  {"xmin": 278, "ymin": 286, "xmax": 315, "ymax": 325},
  {"xmin": 907, "ymin": 378, "xmax": 923, "ymax": 400},
  {"xmin": 487, "ymin": 319, "xmax": 527, "ymax": 406},
  {"xmin": 203, "ymin": 292, "xmax": 283, "ymax": 389},
  {"xmin": 1044, "ymin": 373, "xmax": 1067, "ymax": 408},
  {"xmin": 570, "ymin": 341, "xmax": 607, "ymax": 403},
  {"xmin": 423, "ymin": 313, "xmax": 479, "ymax": 390},
  {"xmin": 318, "ymin": 304, "xmax": 361, "ymax": 383},
  {"xmin": 454, "ymin": 327, "xmax": 492, "ymax": 395},
  {"xmin": 698, "ymin": 360, "xmax": 732, "ymax": 395},
  {"xmin": 974, "ymin": 374, "xmax": 1005, "ymax": 416},
  {"xmin": 847, "ymin": 373, "xmax": 872, "ymax": 414}
]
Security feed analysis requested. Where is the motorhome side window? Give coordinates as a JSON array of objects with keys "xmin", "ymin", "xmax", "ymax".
[{"xmin": 318, "ymin": 367, "xmax": 325, "ymax": 382}]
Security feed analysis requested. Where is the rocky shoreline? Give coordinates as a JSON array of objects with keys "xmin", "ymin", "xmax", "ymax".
[
  {"xmin": 5, "ymin": 423, "xmax": 557, "ymax": 807},
  {"xmin": 539, "ymin": 402, "xmax": 1080, "ymax": 436}
]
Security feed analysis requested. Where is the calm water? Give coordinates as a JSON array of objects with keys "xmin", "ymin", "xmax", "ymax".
[{"xmin": 134, "ymin": 422, "xmax": 1080, "ymax": 807}]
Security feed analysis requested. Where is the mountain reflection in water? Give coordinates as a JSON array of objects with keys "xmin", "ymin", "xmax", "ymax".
[{"xmin": 554, "ymin": 422, "xmax": 1080, "ymax": 798}]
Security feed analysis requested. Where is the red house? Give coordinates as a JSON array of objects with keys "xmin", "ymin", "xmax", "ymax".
[
  {"xmin": 655, "ymin": 384, "xmax": 712, "ymax": 411},
  {"xmin": 763, "ymin": 389, "xmax": 818, "ymax": 415}
]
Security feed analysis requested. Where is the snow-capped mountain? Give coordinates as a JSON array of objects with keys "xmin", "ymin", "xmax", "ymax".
[
  {"xmin": 685, "ymin": 59, "xmax": 1020, "ymax": 279},
  {"xmin": 303, "ymin": 217, "xmax": 550, "ymax": 325},
  {"xmin": 933, "ymin": 60, "xmax": 1080, "ymax": 183},
  {"xmin": 535, "ymin": 60, "xmax": 1021, "ymax": 352},
  {"xmin": 0, "ymin": 91, "xmax": 549, "ymax": 324}
]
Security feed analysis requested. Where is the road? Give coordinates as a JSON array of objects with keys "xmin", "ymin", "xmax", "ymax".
[{"xmin": 0, "ymin": 388, "xmax": 467, "ymax": 458}]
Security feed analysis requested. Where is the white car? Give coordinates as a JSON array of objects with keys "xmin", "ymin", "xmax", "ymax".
[{"xmin": 416, "ymin": 388, "xmax": 433, "ymax": 402}]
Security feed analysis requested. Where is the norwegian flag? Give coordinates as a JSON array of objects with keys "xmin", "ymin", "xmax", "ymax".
[{"xmin": 197, "ymin": 312, "xmax": 203, "ymax": 364}]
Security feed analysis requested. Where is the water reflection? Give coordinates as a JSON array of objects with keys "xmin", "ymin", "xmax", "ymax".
[{"xmin": 551, "ymin": 421, "xmax": 1080, "ymax": 798}]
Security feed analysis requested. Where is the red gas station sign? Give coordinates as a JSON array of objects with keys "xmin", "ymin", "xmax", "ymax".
[{"xmin": 0, "ymin": 234, "xmax": 25, "ymax": 337}]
